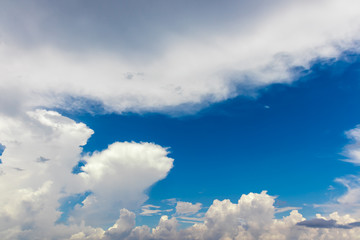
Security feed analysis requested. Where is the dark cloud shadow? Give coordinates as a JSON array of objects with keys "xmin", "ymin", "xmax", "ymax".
[{"xmin": 297, "ymin": 218, "xmax": 360, "ymax": 229}]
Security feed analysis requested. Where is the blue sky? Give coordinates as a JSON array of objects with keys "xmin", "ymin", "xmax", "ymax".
[
  {"xmin": 1, "ymin": 0, "xmax": 360, "ymax": 239},
  {"xmin": 62, "ymin": 55, "xmax": 360, "ymax": 226}
]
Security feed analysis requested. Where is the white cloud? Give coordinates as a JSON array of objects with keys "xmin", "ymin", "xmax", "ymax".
[
  {"xmin": 0, "ymin": 109, "xmax": 173, "ymax": 238},
  {"xmin": 0, "ymin": 1, "xmax": 359, "ymax": 114},
  {"xmin": 343, "ymin": 126, "xmax": 360, "ymax": 165},
  {"xmin": 0, "ymin": 109, "xmax": 93, "ymax": 239},
  {"xmin": 275, "ymin": 206, "xmax": 302, "ymax": 214},
  {"xmin": 75, "ymin": 141, "xmax": 173, "ymax": 226},
  {"xmin": 175, "ymin": 201, "xmax": 202, "ymax": 215},
  {"xmin": 70, "ymin": 191, "xmax": 360, "ymax": 240},
  {"xmin": 140, "ymin": 205, "xmax": 163, "ymax": 216},
  {"xmin": 315, "ymin": 125, "xmax": 360, "ymax": 218}
]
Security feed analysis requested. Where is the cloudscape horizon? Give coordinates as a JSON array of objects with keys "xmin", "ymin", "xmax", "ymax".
[{"xmin": 1, "ymin": 0, "xmax": 360, "ymax": 239}]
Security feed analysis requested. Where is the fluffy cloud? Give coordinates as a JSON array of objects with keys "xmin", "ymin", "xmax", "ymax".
[
  {"xmin": 75, "ymin": 141, "xmax": 173, "ymax": 226},
  {"xmin": 175, "ymin": 201, "xmax": 202, "ymax": 215},
  {"xmin": 71, "ymin": 191, "xmax": 360, "ymax": 240},
  {"xmin": 0, "ymin": 109, "xmax": 173, "ymax": 238},
  {"xmin": 0, "ymin": 0, "xmax": 359, "ymax": 114}
]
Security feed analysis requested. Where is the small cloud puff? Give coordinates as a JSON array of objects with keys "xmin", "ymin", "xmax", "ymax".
[{"xmin": 175, "ymin": 201, "xmax": 202, "ymax": 215}]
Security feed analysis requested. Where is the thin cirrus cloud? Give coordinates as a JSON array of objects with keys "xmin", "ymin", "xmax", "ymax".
[{"xmin": 0, "ymin": 0, "xmax": 359, "ymax": 114}]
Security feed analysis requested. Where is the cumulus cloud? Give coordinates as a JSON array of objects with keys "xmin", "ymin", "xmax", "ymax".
[
  {"xmin": 75, "ymin": 141, "xmax": 173, "ymax": 226},
  {"xmin": 0, "ymin": 0, "xmax": 359, "ymax": 114},
  {"xmin": 69, "ymin": 191, "xmax": 360, "ymax": 240},
  {"xmin": 0, "ymin": 109, "xmax": 173, "ymax": 238}
]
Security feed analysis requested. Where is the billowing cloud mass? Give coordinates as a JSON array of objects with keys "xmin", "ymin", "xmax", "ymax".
[
  {"xmin": 0, "ymin": 110, "xmax": 173, "ymax": 239},
  {"xmin": 0, "ymin": 0, "xmax": 359, "ymax": 114},
  {"xmin": 70, "ymin": 191, "xmax": 360, "ymax": 240},
  {"xmin": 76, "ymin": 142, "xmax": 173, "ymax": 226}
]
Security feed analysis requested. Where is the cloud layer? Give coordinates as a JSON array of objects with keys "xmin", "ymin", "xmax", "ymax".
[{"xmin": 0, "ymin": 0, "xmax": 359, "ymax": 114}]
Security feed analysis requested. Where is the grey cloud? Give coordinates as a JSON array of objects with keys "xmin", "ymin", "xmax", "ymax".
[
  {"xmin": 297, "ymin": 218, "xmax": 360, "ymax": 229},
  {"xmin": 0, "ymin": 0, "xmax": 287, "ymax": 54}
]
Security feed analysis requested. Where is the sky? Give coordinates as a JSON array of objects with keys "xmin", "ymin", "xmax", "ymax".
[{"xmin": 1, "ymin": 0, "xmax": 360, "ymax": 239}]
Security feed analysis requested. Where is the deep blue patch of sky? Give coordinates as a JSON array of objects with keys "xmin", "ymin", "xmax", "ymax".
[
  {"xmin": 71, "ymin": 160, "xmax": 86, "ymax": 174},
  {"xmin": 0, "ymin": 143, "xmax": 5, "ymax": 164},
  {"xmin": 61, "ymin": 54, "xmax": 360, "ymax": 221}
]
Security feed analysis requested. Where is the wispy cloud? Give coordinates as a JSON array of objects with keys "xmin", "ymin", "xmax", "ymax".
[
  {"xmin": 316, "ymin": 125, "xmax": 360, "ymax": 217},
  {"xmin": 275, "ymin": 206, "xmax": 302, "ymax": 214},
  {"xmin": 140, "ymin": 205, "xmax": 173, "ymax": 216}
]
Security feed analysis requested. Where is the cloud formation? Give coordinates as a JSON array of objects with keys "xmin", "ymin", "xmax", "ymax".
[
  {"xmin": 1, "ymin": 1, "xmax": 360, "ymax": 239},
  {"xmin": 0, "ymin": 0, "xmax": 359, "ymax": 114},
  {"xmin": 315, "ymin": 125, "xmax": 360, "ymax": 218},
  {"xmin": 297, "ymin": 218, "xmax": 360, "ymax": 229},
  {"xmin": 175, "ymin": 201, "xmax": 202, "ymax": 215},
  {"xmin": 0, "ymin": 109, "xmax": 173, "ymax": 238},
  {"xmin": 1, "ymin": 116, "xmax": 360, "ymax": 240},
  {"xmin": 71, "ymin": 191, "xmax": 360, "ymax": 240}
]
